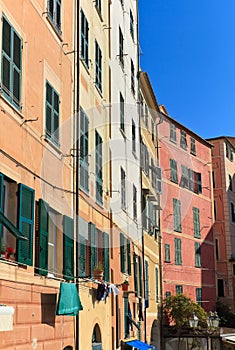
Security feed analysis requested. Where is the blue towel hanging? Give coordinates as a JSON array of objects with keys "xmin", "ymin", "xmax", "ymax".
[{"xmin": 56, "ymin": 282, "xmax": 83, "ymax": 316}]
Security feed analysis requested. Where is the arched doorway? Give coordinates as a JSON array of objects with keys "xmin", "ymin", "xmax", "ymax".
[
  {"xmin": 150, "ymin": 319, "xmax": 159, "ymax": 349},
  {"xmin": 92, "ymin": 323, "xmax": 102, "ymax": 350}
]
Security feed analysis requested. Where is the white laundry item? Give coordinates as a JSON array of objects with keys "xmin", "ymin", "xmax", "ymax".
[
  {"xmin": 109, "ymin": 284, "xmax": 119, "ymax": 296},
  {"xmin": 0, "ymin": 306, "xmax": 14, "ymax": 331}
]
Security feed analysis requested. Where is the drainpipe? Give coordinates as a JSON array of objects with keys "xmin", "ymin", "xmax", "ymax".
[
  {"xmin": 136, "ymin": 0, "xmax": 147, "ymax": 343},
  {"xmin": 74, "ymin": 0, "xmax": 80, "ymax": 349}
]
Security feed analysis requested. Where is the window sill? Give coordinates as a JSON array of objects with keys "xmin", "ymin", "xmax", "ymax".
[
  {"xmin": 46, "ymin": 15, "xmax": 63, "ymax": 42},
  {"xmin": 0, "ymin": 257, "xmax": 18, "ymax": 266},
  {"xmin": 43, "ymin": 135, "xmax": 62, "ymax": 156},
  {"xmin": 169, "ymin": 139, "xmax": 177, "ymax": 144},
  {"xmin": 0, "ymin": 92, "xmax": 23, "ymax": 119}
]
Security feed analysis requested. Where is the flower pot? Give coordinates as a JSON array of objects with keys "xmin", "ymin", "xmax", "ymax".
[
  {"xmin": 122, "ymin": 283, "xmax": 129, "ymax": 291},
  {"xmin": 93, "ymin": 270, "xmax": 104, "ymax": 281}
]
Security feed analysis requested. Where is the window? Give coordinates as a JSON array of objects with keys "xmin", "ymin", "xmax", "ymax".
[
  {"xmin": 173, "ymin": 199, "xmax": 182, "ymax": 232},
  {"xmin": 194, "ymin": 172, "xmax": 202, "ymax": 194},
  {"xmin": 80, "ymin": 108, "xmax": 89, "ymax": 192},
  {"xmin": 95, "ymin": 0, "xmax": 101, "ymax": 14},
  {"xmin": 189, "ymin": 169, "xmax": 194, "ymax": 191},
  {"xmin": 233, "ymin": 264, "xmax": 235, "ymax": 275},
  {"xmin": 165, "ymin": 244, "xmax": 170, "ymax": 262},
  {"xmin": 120, "ymin": 233, "xmax": 131, "ymax": 274},
  {"xmin": 48, "ymin": 0, "xmax": 61, "ymax": 33},
  {"xmin": 174, "ymin": 238, "xmax": 182, "ymax": 265},
  {"xmin": 119, "ymin": 27, "xmax": 124, "ymax": 67},
  {"xmin": 195, "ymin": 242, "xmax": 201, "ymax": 267},
  {"xmin": 166, "ymin": 291, "xmax": 171, "ymax": 298},
  {"xmin": 212, "ymin": 171, "xmax": 215, "ymax": 188},
  {"xmin": 95, "ymin": 40, "xmax": 102, "ymax": 92},
  {"xmin": 170, "ymin": 123, "xmax": 176, "ymax": 143},
  {"xmin": 132, "ymin": 119, "xmax": 136, "ymax": 153},
  {"xmin": 190, "ymin": 137, "xmax": 196, "ymax": 155},
  {"xmin": 1, "ymin": 16, "xmax": 22, "ymax": 108},
  {"xmin": 226, "ymin": 143, "xmax": 234, "ymax": 162},
  {"xmin": 145, "ymin": 148, "xmax": 149, "ymax": 177},
  {"xmin": 45, "ymin": 81, "xmax": 60, "ymax": 146},
  {"xmin": 144, "ymin": 104, "xmax": 148, "ymax": 128},
  {"xmin": 214, "ymin": 200, "xmax": 217, "ymax": 220},
  {"xmin": 215, "ymin": 239, "xmax": 219, "ymax": 260},
  {"xmin": 170, "ymin": 159, "xmax": 178, "ymax": 183},
  {"xmin": 196, "ymin": 288, "xmax": 202, "ymax": 306},
  {"xmin": 193, "ymin": 207, "xmax": 200, "ymax": 238},
  {"xmin": 151, "ymin": 120, "xmax": 155, "ymax": 142},
  {"xmin": 120, "ymin": 93, "xmax": 125, "ymax": 132},
  {"xmin": 80, "ymin": 10, "xmax": 89, "ymax": 68},
  {"xmin": 133, "ymin": 253, "xmax": 143, "ymax": 296},
  {"xmin": 145, "ymin": 260, "xmax": 149, "ymax": 302},
  {"xmin": 89, "ymin": 223, "xmax": 110, "ymax": 281},
  {"xmin": 131, "ymin": 59, "xmax": 135, "ymax": 95},
  {"xmin": 121, "ymin": 167, "xmax": 126, "ymax": 209},
  {"xmin": 229, "ymin": 174, "xmax": 233, "ymax": 191},
  {"xmin": 180, "ymin": 130, "xmax": 187, "ymax": 150},
  {"xmin": 151, "ymin": 159, "xmax": 156, "ymax": 189},
  {"xmin": 95, "ymin": 131, "xmax": 103, "ymax": 205},
  {"xmin": 156, "ymin": 167, "xmax": 162, "ymax": 193},
  {"xmin": 130, "ymin": 10, "xmax": 134, "ymax": 39},
  {"xmin": 218, "ymin": 279, "xmax": 224, "ymax": 297},
  {"xmin": 133, "ymin": 185, "xmax": 137, "ymax": 221},
  {"xmin": 180, "ymin": 165, "xmax": 189, "ymax": 188},
  {"xmin": 176, "ymin": 285, "xmax": 183, "ymax": 294},
  {"xmin": 155, "ymin": 267, "xmax": 159, "ymax": 302},
  {"xmin": 120, "ymin": 0, "xmax": 124, "ymax": 8},
  {"xmin": 148, "ymin": 201, "xmax": 156, "ymax": 233},
  {"xmin": 231, "ymin": 203, "xmax": 235, "ymax": 222}
]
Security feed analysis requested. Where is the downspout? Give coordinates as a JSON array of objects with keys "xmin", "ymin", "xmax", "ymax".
[
  {"xmin": 136, "ymin": 0, "xmax": 147, "ymax": 343},
  {"xmin": 74, "ymin": 0, "xmax": 80, "ymax": 349}
]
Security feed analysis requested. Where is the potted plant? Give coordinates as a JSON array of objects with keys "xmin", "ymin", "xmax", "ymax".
[
  {"xmin": 122, "ymin": 279, "xmax": 129, "ymax": 291},
  {"xmin": 1, "ymin": 241, "xmax": 7, "ymax": 258},
  {"xmin": 93, "ymin": 262, "xmax": 104, "ymax": 281}
]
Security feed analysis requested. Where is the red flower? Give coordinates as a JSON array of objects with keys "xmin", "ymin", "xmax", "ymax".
[{"xmin": 6, "ymin": 247, "xmax": 15, "ymax": 254}]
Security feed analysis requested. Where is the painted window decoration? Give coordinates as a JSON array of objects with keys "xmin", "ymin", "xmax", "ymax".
[
  {"xmin": 47, "ymin": 0, "xmax": 62, "ymax": 34},
  {"xmin": 1, "ymin": 16, "xmax": 22, "ymax": 109},
  {"xmin": 45, "ymin": 81, "xmax": 60, "ymax": 146}
]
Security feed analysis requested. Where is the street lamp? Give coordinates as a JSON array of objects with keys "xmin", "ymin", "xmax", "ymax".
[
  {"xmin": 189, "ymin": 312, "xmax": 199, "ymax": 328},
  {"xmin": 207, "ymin": 311, "xmax": 220, "ymax": 329}
]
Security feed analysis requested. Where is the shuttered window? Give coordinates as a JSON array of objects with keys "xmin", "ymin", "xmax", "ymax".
[
  {"xmin": 38, "ymin": 199, "xmax": 49, "ymax": 276},
  {"xmin": 176, "ymin": 285, "xmax": 183, "ymax": 294},
  {"xmin": 173, "ymin": 198, "xmax": 182, "ymax": 232},
  {"xmin": 133, "ymin": 253, "xmax": 139, "ymax": 295},
  {"xmin": 195, "ymin": 242, "xmax": 201, "ymax": 267},
  {"xmin": 145, "ymin": 260, "xmax": 149, "ymax": 302},
  {"xmin": 80, "ymin": 10, "xmax": 89, "ymax": 68},
  {"xmin": 80, "ymin": 108, "xmax": 89, "ymax": 192},
  {"xmin": 138, "ymin": 255, "xmax": 143, "ymax": 297},
  {"xmin": 63, "ymin": 216, "xmax": 74, "ymax": 280},
  {"xmin": 174, "ymin": 238, "xmax": 182, "ymax": 265},
  {"xmin": 45, "ymin": 81, "xmax": 60, "ymax": 146},
  {"xmin": 196, "ymin": 288, "xmax": 202, "ymax": 306},
  {"xmin": 47, "ymin": 0, "xmax": 61, "ymax": 34},
  {"xmin": 78, "ymin": 234, "xmax": 86, "ymax": 277},
  {"xmin": 130, "ymin": 10, "xmax": 134, "ymax": 40},
  {"xmin": 119, "ymin": 27, "xmax": 124, "ymax": 67},
  {"xmin": 120, "ymin": 233, "xmax": 131, "ymax": 275},
  {"xmin": 170, "ymin": 123, "xmax": 176, "ymax": 143},
  {"xmin": 170, "ymin": 159, "xmax": 178, "ymax": 183},
  {"xmin": 95, "ymin": 130, "xmax": 103, "ymax": 205},
  {"xmin": 131, "ymin": 59, "xmax": 135, "ymax": 95},
  {"xmin": 121, "ymin": 167, "xmax": 126, "ymax": 209},
  {"xmin": 17, "ymin": 184, "xmax": 35, "ymax": 265},
  {"xmin": 120, "ymin": 93, "xmax": 125, "ymax": 132},
  {"xmin": 165, "ymin": 244, "xmax": 170, "ymax": 262},
  {"xmin": 95, "ymin": 40, "xmax": 102, "ymax": 92},
  {"xmin": 89, "ymin": 222, "xmax": 97, "ymax": 277},
  {"xmin": 103, "ymin": 232, "xmax": 110, "ymax": 282},
  {"xmin": 155, "ymin": 267, "xmax": 159, "ymax": 302},
  {"xmin": 1, "ymin": 16, "xmax": 22, "ymax": 109},
  {"xmin": 181, "ymin": 165, "xmax": 189, "ymax": 188},
  {"xmin": 193, "ymin": 207, "xmax": 200, "ymax": 238}
]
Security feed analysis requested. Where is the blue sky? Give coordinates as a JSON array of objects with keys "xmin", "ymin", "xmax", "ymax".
[{"xmin": 139, "ymin": 0, "xmax": 235, "ymax": 139}]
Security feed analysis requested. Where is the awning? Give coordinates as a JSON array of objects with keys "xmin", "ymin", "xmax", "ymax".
[
  {"xmin": 56, "ymin": 282, "xmax": 83, "ymax": 316},
  {"xmin": 221, "ymin": 334, "xmax": 235, "ymax": 344},
  {"xmin": 0, "ymin": 212, "xmax": 27, "ymax": 240},
  {"xmin": 123, "ymin": 339, "xmax": 155, "ymax": 349}
]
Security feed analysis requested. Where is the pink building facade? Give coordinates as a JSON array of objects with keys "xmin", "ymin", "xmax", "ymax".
[
  {"xmin": 158, "ymin": 108, "xmax": 216, "ymax": 312},
  {"xmin": 208, "ymin": 136, "xmax": 235, "ymax": 311}
]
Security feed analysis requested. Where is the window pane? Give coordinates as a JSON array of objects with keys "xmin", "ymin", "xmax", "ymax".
[
  {"xmin": 46, "ymin": 84, "xmax": 53, "ymax": 104},
  {"xmin": 54, "ymin": 92, "xmax": 59, "ymax": 113},
  {"xmin": 13, "ymin": 69, "xmax": 20, "ymax": 102},
  {"xmin": 2, "ymin": 56, "xmax": 10, "ymax": 91},
  {"xmin": 2, "ymin": 18, "xmax": 11, "ymax": 57},
  {"xmin": 13, "ymin": 33, "xmax": 21, "ymax": 68},
  {"xmin": 46, "ymin": 105, "xmax": 52, "ymax": 134}
]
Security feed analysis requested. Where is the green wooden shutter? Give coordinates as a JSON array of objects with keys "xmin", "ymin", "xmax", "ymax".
[
  {"xmin": 156, "ymin": 267, "xmax": 159, "ymax": 302},
  {"xmin": 165, "ymin": 244, "xmax": 170, "ymax": 262},
  {"xmin": 145, "ymin": 260, "xmax": 149, "ymax": 301},
  {"xmin": 89, "ymin": 222, "xmax": 97, "ymax": 276},
  {"xmin": 0, "ymin": 173, "xmax": 4, "ymax": 251},
  {"xmin": 103, "ymin": 232, "xmax": 110, "ymax": 282},
  {"xmin": 133, "ymin": 253, "xmax": 139, "ymax": 294},
  {"xmin": 38, "ymin": 199, "xmax": 49, "ymax": 276},
  {"xmin": 63, "ymin": 215, "xmax": 74, "ymax": 280},
  {"xmin": 175, "ymin": 238, "xmax": 182, "ymax": 265},
  {"xmin": 79, "ymin": 234, "xmax": 86, "ymax": 276},
  {"xmin": 17, "ymin": 184, "xmax": 34, "ymax": 265},
  {"xmin": 138, "ymin": 255, "xmax": 143, "ymax": 297},
  {"xmin": 127, "ymin": 239, "xmax": 131, "ymax": 275},
  {"xmin": 193, "ymin": 207, "xmax": 200, "ymax": 238},
  {"xmin": 173, "ymin": 198, "xmax": 182, "ymax": 232},
  {"xmin": 120, "ymin": 233, "xmax": 125, "ymax": 273}
]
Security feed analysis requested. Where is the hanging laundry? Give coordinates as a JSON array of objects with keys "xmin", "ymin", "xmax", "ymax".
[
  {"xmin": 56, "ymin": 282, "xmax": 83, "ymax": 316},
  {"xmin": 109, "ymin": 283, "xmax": 120, "ymax": 296},
  {"xmin": 96, "ymin": 282, "xmax": 109, "ymax": 302}
]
